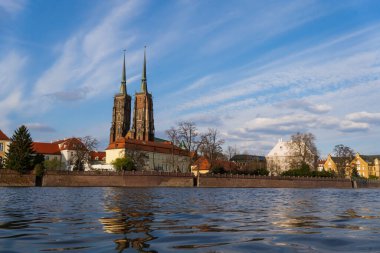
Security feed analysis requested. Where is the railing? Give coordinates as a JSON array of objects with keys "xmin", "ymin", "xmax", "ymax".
[
  {"xmin": 200, "ymin": 173, "xmax": 352, "ymax": 182},
  {"xmin": 44, "ymin": 170, "xmax": 193, "ymax": 177}
]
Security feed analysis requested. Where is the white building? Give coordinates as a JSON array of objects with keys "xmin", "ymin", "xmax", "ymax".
[
  {"xmin": 266, "ymin": 138, "xmax": 317, "ymax": 175},
  {"xmin": 266, "ymin": 139, "xmax": 293, "ymax": 175},
  {"xmin": 33, "ymin": 138, "xmax": 93, "ymax": 171}
]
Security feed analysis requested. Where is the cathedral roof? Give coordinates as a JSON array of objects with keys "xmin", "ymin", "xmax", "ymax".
[{"xmin": 107, "ymin": 138, "xmax": 189, "ymax": 157}]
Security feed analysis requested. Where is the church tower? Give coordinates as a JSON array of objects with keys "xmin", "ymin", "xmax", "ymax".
[
  {"xmin": 130, "ymin": 47, "xmax": 155, "ymax": 141},
  {"xmin": 109, "ymin": 51, "xmax": 132, "ymax": 143}
]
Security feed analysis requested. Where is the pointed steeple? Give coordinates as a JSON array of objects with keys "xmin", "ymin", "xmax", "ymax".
[
  {"xmin": 120, "ymin": 50, "xmax": 127, "ymax": 94},
  {"xmin": 141, "ymin": 46, "xmax": 147, "ymax": 93}
]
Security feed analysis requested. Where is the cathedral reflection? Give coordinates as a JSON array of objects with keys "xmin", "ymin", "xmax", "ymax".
[{"xmin": 99, "ymin": 189, "xmax": 158, "ymax": 253}]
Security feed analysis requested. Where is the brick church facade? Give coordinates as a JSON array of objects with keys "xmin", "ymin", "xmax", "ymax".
[{"xmin": 106, "ymin": 49, "xmax": 190, "ymax": 172}]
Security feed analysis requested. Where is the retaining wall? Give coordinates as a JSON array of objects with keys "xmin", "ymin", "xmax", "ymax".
[
  {"xmin": 353, "ymin": 179, "xmax": 380, "ymax": 189},
  {"xmin": 199, "ymin": 174, "xmax": 353, "ymax": 188},
  {"xmin": 0, "ymin": 170, "xmax": 35, "ymax": 186},
  {"xmin": 42, "ymin": 171, "xmax": 194, "ymax": 187}
]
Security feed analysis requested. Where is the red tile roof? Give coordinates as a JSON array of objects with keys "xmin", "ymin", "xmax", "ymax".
[
  {"xmin": 54, "ymin": 138, "xmax": 85, "ymax": 150},
  {"xmin": 90, "ymin": 151, "xmax": 106, "ymax": 161},
  {"xmin": 192, "ymin": 156, "xmax": 239, "ymax": 171},
  {"xmin": 107, "ymin": 137, "xmax": 190, "ymax": 156},
  {"xmin": 0, "ymin": 130, "xmax": 10, "ymax": 141},
  {"xmin": 33, "ymin": 142, "xmax": 61, "ymax": 155}
]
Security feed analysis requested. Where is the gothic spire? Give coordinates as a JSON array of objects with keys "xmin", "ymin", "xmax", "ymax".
[
  {"xmin": 120, "ymin": 50, "xmax": 127, "ymax": 94},
  {"xmin": 141, "ymin": 46, "xmax": 147, "ymax": 93}
]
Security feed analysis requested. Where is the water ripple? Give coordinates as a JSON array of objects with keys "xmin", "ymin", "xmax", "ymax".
[{"xmin": 1, "ymin": 188, "xmax": 380, "ymax": 252}]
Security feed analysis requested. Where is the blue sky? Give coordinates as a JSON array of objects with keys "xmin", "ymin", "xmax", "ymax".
[{"xmin": 1, "ymin": 0, "xmax": 380, "ymax": 156}]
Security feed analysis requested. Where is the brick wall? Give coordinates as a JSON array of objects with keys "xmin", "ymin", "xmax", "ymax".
[
  {"xmin": 0, "ymin": 169, "xmax": 35, "ymax": 186},
  {"xmin": 42, "ymin": 171, "xmax": 194, "ymax": 187}
]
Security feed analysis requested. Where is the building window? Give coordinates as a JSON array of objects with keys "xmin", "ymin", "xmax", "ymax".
[{"xmin": 0, "ymin": 143, "xmax": 3, "ymax": 151}]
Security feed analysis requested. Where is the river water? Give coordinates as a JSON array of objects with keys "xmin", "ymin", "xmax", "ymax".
[{"xmin": 1, "ymin": 188, "xmax": 380, "ymax": 252}]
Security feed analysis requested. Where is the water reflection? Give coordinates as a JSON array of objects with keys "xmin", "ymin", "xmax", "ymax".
[{"xmin": 100, "ymin": 189, "xmax": 157, "ymax": 252}]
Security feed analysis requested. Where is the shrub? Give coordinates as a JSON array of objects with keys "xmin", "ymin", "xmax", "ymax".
[
  {"xmin": 34, "ymin": 163, "xmax": 45, "ymax": 177},
  {"xmin": 210, "ymin": 166, "xmax": 225, "ymax": 174},
  {"xmin": 112, "ymin": 157, "xmax": 136, "ymax": 172}
]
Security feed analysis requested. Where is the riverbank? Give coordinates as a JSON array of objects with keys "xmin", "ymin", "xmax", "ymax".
[{"xmin": 1, "ymin": 170, "xmax": 379, "ymax": 188}]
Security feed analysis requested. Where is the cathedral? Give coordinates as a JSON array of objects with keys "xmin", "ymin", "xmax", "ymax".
[
  {"xmin": 109, "ymin": 48, "xmax": 154, "ymax": 143},
  {"xmin": 106, "ymin": 48, "xmax": 190, "ymax": 172}
]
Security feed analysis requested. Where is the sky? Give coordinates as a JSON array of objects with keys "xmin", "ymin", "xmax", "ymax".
[{"xmin": 1, "ymin": 0, "xmax": 380, "ymax": 157}]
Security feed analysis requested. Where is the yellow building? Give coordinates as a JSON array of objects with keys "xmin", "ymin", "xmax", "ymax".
[
  {"xmin": 323, "ymin": 154, "xmax": 351, "ymax": 176},
  {"xmin": 350, "ymin": 153, "xmax": 380, "ymax": 178},
  {"xmin": 0, "ymin": 130, "xmax": 11, "ymax": 167}
]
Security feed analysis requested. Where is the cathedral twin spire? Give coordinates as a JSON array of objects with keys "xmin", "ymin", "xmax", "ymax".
[
  {"xmin": 110, "ymin": 47, "xmax": 155, "ymax": 143},
  {"xmin": 120, "ymin": 50, "xmax": 127, "ymax": 94},
  {"xmin": 141, "ymin": 46, "xmax": 147, "ymax": 93},
  {"xmin": 119, "ymin": 47, "xmax": 148, "ymax": 95}
]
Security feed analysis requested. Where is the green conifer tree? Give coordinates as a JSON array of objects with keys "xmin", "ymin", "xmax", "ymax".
[{"xmin": 5, "ymin": 125, "xmax": 35, "ymax": 173}]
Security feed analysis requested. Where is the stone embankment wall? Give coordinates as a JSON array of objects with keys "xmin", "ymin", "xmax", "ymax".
[
  {"xmin": 353, "ymin": 179, "xmax": 380, "ymax": 189},
  {"xmin": 2, "ymin": 169, "xmax": 380, "ymax": 189},
  {"xmin": 198, "ymin": 174, "xmax": 353, "ymax": 188},
  {"xmin": 0, "ymin": 170, "xmax": 35, "ymax": 186},
  {"xmin": 42, "ymin": 171, "xmax": 194, "ymax": 187}
]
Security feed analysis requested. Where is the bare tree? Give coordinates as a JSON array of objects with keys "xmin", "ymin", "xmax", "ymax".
[
  {"xmin": 165, "ymin": 127, "xmax": 180, "ymax": 171},
  {"xmin": 225, "ymin": 145, "xmax": 238, "ymax": 160},
  {"xmin": 333, "ymin": 144, "xmax": 355, "ymax": 177},
  {"xmin": 178, "ymin": 121, "xmax": 201, "ymax": 154},
  {"xmin": 165, "ymin": 127, "xmax": 179, "ymax": 145},
  {"xmin": 70, "ymin": 136, "xmax": 98, "ymax": 171},
  {"xmin": 287, "ymin": 132, "xmax": 319, "ymax": 170},
  {"xmin": 199, "ymin": 128, "xmax": 225, "ymax": 167}
]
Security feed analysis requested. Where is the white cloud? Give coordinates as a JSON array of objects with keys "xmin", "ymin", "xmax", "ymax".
[{"xmin": 346, "ymin": 111, "xmax": 380, "ymax": 124}]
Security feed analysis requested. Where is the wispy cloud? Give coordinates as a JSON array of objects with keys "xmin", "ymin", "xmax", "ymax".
[
  {"xmin": 46, "ymin": 87, "xmax": 91, "ymax": 102},
  {"xmin": 26, "ymin": 123, "xmax": 56, "ymax": 133},
  {"xmin": 33, "ymin": 0, "xmax": 144, "ymax": 102},
  {"xmin": 0, "ymin": 0, "xmax": 25, "ymax": 15},
  {"xmin": 278, "ymin": 99, "xmax": 331, "ymax": 114}
]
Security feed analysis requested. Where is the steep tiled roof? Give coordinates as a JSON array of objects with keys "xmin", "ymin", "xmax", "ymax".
[
  {"xmin": 0, "ymin": 130, "xmax": 10, "ymax": 141},
  {"xmin": 331, "ymin": 156, "xmax": 351, "ymax": 164},
  {"xmin": 33, "ymin": 142, "xmax": 61, "ymax": 155},
  {"xmin": 361, "ymin": 155, "xmax": 380, "ymax": 164},
  {"xmin": 54, "ymin": 138, "xmax": 85, "ymax": 150}
]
